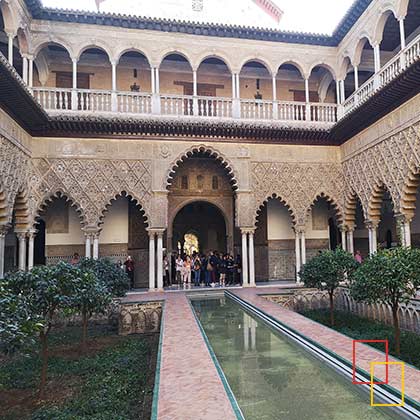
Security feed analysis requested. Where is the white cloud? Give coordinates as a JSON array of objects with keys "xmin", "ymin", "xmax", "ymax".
[{"xmin": 41, "ymin": 0, "xmax": 355, "ymax": 34}]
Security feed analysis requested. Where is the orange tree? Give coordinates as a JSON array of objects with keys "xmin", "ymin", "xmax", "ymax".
[
  {"xmin": 299, "ymin": 247, "xmax": 358, "ymax": 326},
  {"xmin": 350, "ymin": 247, "xmax": 420, "ymax": 355}
]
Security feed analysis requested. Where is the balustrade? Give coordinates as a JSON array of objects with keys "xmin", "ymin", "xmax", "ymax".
[{"xmin": 117, "ymin": 92, "xmax": 152, "ymax": 114}]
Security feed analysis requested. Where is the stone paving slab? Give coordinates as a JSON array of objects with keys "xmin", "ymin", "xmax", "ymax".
[{"xmin": 232, "ymin": 287, "xmax": 420, "ymax": 403}]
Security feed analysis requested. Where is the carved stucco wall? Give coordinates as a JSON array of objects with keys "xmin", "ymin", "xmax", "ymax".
[
  {"xmin": 251, "ymin": 161, "xmax": 346, "ymax": 228},
  {"xmin": 29, "ymin": 158, "xmax": 153, "ymax": 228},
  {"xmin": 342, "ymin": 93, "xmax": 420, "ymax": 225}
]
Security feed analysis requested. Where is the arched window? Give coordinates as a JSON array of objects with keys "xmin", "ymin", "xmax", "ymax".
[{"xmin": 212, "ymin": 176, "xmax": 219, "ymax": 190}]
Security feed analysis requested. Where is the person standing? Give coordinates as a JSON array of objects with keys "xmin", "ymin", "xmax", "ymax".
[
  {"xmin": 193, "ymin": 255, "xmax": 201, "ymax": 287},
  {"xmin": 124, "ymin": 255, "xmax": 135, "ymax": 289},
  {"xmin": 205, "ymin": 253, "xmax": 213, "ymax": 287},
  {"xmin": 163, "ymin": 255, "xmax": 170, "ymax": 287},
  {"xmin": 355, "ymin": 250, "xmax": 363, "ymax": 264},
  {"xmin": 182, "ymin": 255, "xmax": 192, "ymax": 288},
  {"xmin": 175, "ymin": 254, "xmax": 183, "ymax": 287},
  {"xmin": 235, "ymin": 254, "xmax": 242, "ymax": 286},
  {"xmin": 219, "ymin": 254, "xmax": 227, "ymax": 287}
]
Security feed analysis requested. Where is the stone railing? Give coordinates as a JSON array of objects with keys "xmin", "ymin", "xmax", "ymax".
[
  {"xmin": 263, "ymin": 287, "xmax": 420, "ymax": 335},
  {"xmin": 342, "ymin": 32, "xmax": 420, "ymax": 117},
  {"xmin": 32, "ymin": 87, "xmax": 337, "ymax": 125}
]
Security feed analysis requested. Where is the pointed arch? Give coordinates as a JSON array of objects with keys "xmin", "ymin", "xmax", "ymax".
[
  {"xmin": 98, "ymin": 191, "xmax": 150, "ymax": 228},
  {"xmin": 165, "ymin": 145, "xmax": 239, "ymax": 190},
  {"xmin": 35, "ymin": 190, "xmax": 87, "ymax": 228},
  {"xmin": 344, "ymin": 190, "xmax": 366, "ymax": 228},
  {"xmin": 305, "ymin": 193, "xmax": 344, "ymax": 226},
  {"xmin": 253, "ymin": 193, "xmax": 297, "ymax": 228}
]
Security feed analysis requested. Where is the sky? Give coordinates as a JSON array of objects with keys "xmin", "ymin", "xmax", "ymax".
[{"xmin": 41, "ymin": 0, "xmax": 355, "ymax": 34}]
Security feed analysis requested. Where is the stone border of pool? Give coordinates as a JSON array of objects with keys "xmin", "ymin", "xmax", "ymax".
[
  {"xmin": 151, "ymin": 301, "xmax": 165, "ymax": 420},
  {"xmin": 227, "ymin": 289, "xmax": 420, "ymax": 418},
  {"xmin": 188, "ymin": 297, "xmax": 245, "ymax": 420}
]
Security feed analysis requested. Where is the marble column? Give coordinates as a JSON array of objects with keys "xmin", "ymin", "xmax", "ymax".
[
  {"xmin": 347, "ymin": 228, "xmax": 355, "ymax": 255},
  {"xmin": 93, "ymin": 234, "xmax": 99, "ymax": 259},
  {"xmin": 373, "ymin": 44, "xmax": 381, "ymax": 73},
  {"xmin": 295, "ymin": 230, "xmax": 301, "ymax": 283},
  {"xmin": 0, "ymin": 226, "xmax": 8, "ymax": 279},
  {"xmin": 149, "ymin": 231, "xmax": 156, "ymax": 290},
  {"xmin": 241, "ymin": 230, "xmax": 248, "ymax": 287},
  {"xmin": 248, "ymin": 230, "xmax": 256, "ymax": 287},
  {"xmin": 151, "ymin": 67, "xmax": 156, "ymax": 94},
  {"xmin": 399, "ymin": 18, "xmax": 406, "ymax": 50},
  {"xmin": 71, "ymin": 58, "xmax": 78, "ymax": 110},
  {"xmin": 27, "ymin": 230, "xmax": 36, "ymax": 270},
  {"xmin": 156, "ymin": 231, "xmax": 164, "ymax": 291},
  {"xmin": 341, "ymin": 227, "xmax": 347, "ymax": 251},
  {"xmin": 28, "ymin": 57, "xmax": 34, "ymax": 87},
  {"xmin": 17, "ymin": 232, "xmax": 27, "ymax": 271},
  {"xmin": 300, "ymin": 231, "xmax": 306, "ymax": 265},
  {"xmin": 22, "ymin": 55, "xmax": 28, "ymax": 84},
  {"xmin": 367, "ymin": 223, "xmax": 378, "ymax": 255},
  {"xmin": 85, "ymin": 233, "xmax": 91, "ymax": 258},
  {"xmin": 354, "ymin": 66, "xmax": 359, "ymax": 91},
  {"xmin": 7, "ymin": 33, "xmax": 14, "ymax": 66},
  {"xmin": 404, "ymin": 221, "xmax": 411, "ymax": 247}
]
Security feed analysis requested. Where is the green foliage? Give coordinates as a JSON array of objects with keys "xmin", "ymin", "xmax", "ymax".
[
  {"xmin": 0, "ymin": 279, "xmax": 41, "ymax": 355},
  {"xmin": 301, "ymin": 309, "xmax": 420, "ymax": 369},
  {"xmin": 350, "ymin": 247, "xmax": 420, "ymax": 307},
  {"xmin": 0, "ymin": 326, "xmax": 157, "ymax": 420},
  {"xmin": 77, "ymin": 258, "xmax": 130, "ymax": 297},
  {"xmin": 300, "ymin": 248, "xmax": 358, "ymax": 292}
]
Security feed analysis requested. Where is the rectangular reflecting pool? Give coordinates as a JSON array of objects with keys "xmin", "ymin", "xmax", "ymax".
[{"xmin": 191, "ymin": 296, "xmax": 406, "ymax": 420}]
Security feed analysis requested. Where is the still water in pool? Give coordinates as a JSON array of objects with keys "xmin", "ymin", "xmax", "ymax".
[{"xmin": 191, "ymin": 296, "xmax": 404, "ymax": 420}]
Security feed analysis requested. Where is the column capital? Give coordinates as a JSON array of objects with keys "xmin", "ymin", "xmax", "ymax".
[
  {"xmin": 15, "ymin": 231, "xmax": 27, "ymax": 240},
  {"xmin": 0, "ymin": 224, "xmax": 11, "ymax": 236},
  {"xmin": 395, "ymin": 213, "xmax": 412, "ymax": 224},
  {"xmin": 338, "ymin": 224, "xmax": 348, "ymax": 233},
  {"xmin": 293, "ymin": 225, "xmax": 305, "ymax": 234},
  {"xmin": 240, "ymin": 227, "xmax": 255, "ymax": 235},
  {"xmin": 365, "ymin": 220, "xmax": 379, "ymax": 230},
  {"xmin": 147, "ymin": 228, "xmax": 165, "ymax": 237}
]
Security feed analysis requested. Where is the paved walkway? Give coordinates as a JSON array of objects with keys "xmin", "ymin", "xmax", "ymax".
[
  {"xmin": 231, "ymin": 287, "xmax": 420, "ymax": 403},
  {"xmin": 121, "ymin": 291, "xmax": 237, "ymax": 420}
]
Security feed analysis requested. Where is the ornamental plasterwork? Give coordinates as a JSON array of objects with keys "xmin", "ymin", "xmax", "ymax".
[
  {"xmin": 343, "ymin": 121, "xmax": 420, "ymax": 220},
  {"xmin": 251, "ymin": 162, "xmax": 345, "ymax": 227},
  {"xmin": 0, "ymin": 136, "xmax": 30, "ymax": 224},
  {"xmin": 29, "ymin": 158, "xmax": 153, "ymax": 227}
]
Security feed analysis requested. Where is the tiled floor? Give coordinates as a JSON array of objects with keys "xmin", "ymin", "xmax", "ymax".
[{"xmin": 232, "ymin": 287, "xmax": 420, "ymax": 403}]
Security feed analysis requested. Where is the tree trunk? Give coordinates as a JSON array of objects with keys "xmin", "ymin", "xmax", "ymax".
[
  {"xmin": 392, "ymin": 304, "xmax": 401, "ymax": 356},
  {"xmin": 329, "ymin": 291, "xmax": 334, "ymax": 326},
  {"xmin": 81, "ymin": 310, "xmax": 88, "ymax": 354},
  {"xmin": 39, "ymin": 331, "xmax": 49, "ymax": 399}
]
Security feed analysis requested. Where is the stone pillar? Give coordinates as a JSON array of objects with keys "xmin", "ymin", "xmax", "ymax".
[
  {"xmin": 399, "ymin": 18, "xmax": 406, "ymax": 50},
  {"xmin": 336, "ymin": 80, "xmax": 341, "ymax": 104},
  {"xmin": 71, "ymin": 58, "xmax": 78, "ymax": 110},
  {"xmin": 354, "ymin": 66, "xmax": 359, "ymax": 91},
  {"xmin": 93, "ymin": 234, "xmax": 99, "ymax": 259},
  {"xmin": 0, "ymin": 226, "xmax": 8, "ymax": 279},
  {"xmin": 295, "ymin": 230, "xmax": 301, "ymax": 283},
  {"xmin": 156, "ymin": 231, "xmax": 164, "ymax": 291},
  {"xmin": 373, "ymin": 44, "xmax": 381, "ymax": 73},
  {"xmin": 272, "ymin": 75, "xmax": 278, "ymax": 119},
  {"xmin": 347, "ymin": 228, "xmax": 355, "ymax": 255},
  {"xmin": 248, "ymin": 230, "xmax": 256, "ymax": 287},
  {"xmin": 85, "ymin": 233, "xmax": 91, "ymax": 258},
  {"xmin": 340, "ymin": 80, "xmax": 345, "ymax": 102},
  {"xmin": 22, "ymin": 55, "xmax": 28, "ymax": 84},
  {"xmin": 27, "ymin": 230, "xmax": 36, "ymax": 270},
  {"xmin": 111, "ymin": 61, "xmax": 117, "ymax": 91},
  {"xmin": 235, "ymin": 73, "xmax": 240, "ymax": 99},
  {"xmin": 192, "ymin": 70, "xmax": 198, "ymax": 116},
  {"xmin": 232, "ymin": 73, "xmax": 240, "ymax": 118},
  {"xmin": 17, "ymin": 232, "xmax": 27, "ymax": 271},
  {"xmin": 341, "ymin": 227, "xmax": 347, "ymax": 251},
  {"xmin": 304, "ymin": 78, "xmax": 310, "ymax": 121},
  {"xmin": 367, "ymin": 223, "xmax": 378, "ymax": 255},
  {"xmin": 241, "ymin": 229, "xmax": 248, "ymax": 286},
  {"xmin": 151, "ymin": 67, "xmax": 156, "ymax": 94},
  {"xmin": 404, "ymin": 221, "xmax": 411, "ymax": 247},
  {"xmin": 231, "ymin": 73, "xmax": 236, "ymax": 98},
  {"xmin": 155, "ymin": 67, "xmax": 160, "ymax": 94},
  {"xmin": 148, "ymin": 231, "xmax": 156, "ymax": 290},
  {"xmin": 272, "ymin": 75, "xmax": 277, "ymax": 101},
  {"xmin": 300, "ymin": 231, "xmax": 306, "ymax": 265},
  {"xmin": 7, "ymin": 33, "xmax": 14, "ymax": 66},
  {"xmin": 28, "ymin": 57, "xmax": 34, "ymax": 87}
]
